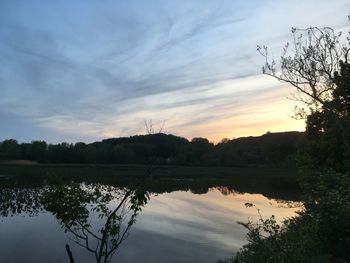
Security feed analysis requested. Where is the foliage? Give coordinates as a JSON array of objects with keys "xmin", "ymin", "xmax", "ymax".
[
  {"xmin": 258, "ymin": 24, "xmax": 350, "ymax": 174},
  {"xmin": 214, "ymin": 132, "xmax": 304, "ymax": 167},
  {"xmin": 0, "ymin": 178, "xmax": 151, "ymax": 263},
  {"xmin": 0, "ymin": 187, "xmax": 43, "ymax": 217},
  {"xmin": 258, "ymin": 26, "xmax": 350, "ymax": 115},
  {"xmin": 297, "ymin": 60, "xmax": 350, "ymax": 178},
  {"xmin": 226, "ymin": 24, "xmax": 350, "ymax": 263},
  {"xmin": 41, "ymin": 182, "xmax": 150, "ymax": 263},
  {"xmin": 0, "ymin": 132, "xmax": 304, "ymax": 168},
  {"xmin": 228, "ymin": 171, "xmax": 350, "ymax": 263}
]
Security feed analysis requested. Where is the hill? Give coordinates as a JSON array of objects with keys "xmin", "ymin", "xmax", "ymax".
[{"xmin": 0, "ymin": 132, "xmax": 305, "ymax": 167}]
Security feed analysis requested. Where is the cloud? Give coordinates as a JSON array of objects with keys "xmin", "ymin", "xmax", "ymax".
[{"xmin": 0, "ymin": 0, "xmax": 348, "ymax": 142}]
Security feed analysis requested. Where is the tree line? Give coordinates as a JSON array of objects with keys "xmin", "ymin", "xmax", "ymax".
[{"xmin": 0, "ymin": 131, "xmax": 304, "ymax": 167}]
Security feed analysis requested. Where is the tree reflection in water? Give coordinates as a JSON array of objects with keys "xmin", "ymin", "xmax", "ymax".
[
  {"xmin": 0, "ymin": 187, "xmax": 43, "ymax": 217},
  {"xmin": 43, "ymin": 182, "xmax": 150, "ymax": 263},
  {"xmin": 0, "ymin": 180, "xmax": 151, "ymax": 263}
]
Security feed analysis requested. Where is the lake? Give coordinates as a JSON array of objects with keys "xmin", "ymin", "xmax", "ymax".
[{"xmin": 0, "ymin": 165, "xmax": 301, "ymax": 263}]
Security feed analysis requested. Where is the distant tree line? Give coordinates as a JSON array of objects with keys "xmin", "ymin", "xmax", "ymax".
[{"xmin": 0, "ymin": 131, "xmax": 304, "ymax": 167}]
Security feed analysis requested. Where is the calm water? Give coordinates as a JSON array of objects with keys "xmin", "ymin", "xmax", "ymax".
[{"xmin": 0, "ymin": 178, "xmax": 300, "ymax": 263}]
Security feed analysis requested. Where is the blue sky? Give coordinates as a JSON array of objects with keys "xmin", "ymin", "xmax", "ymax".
[{"xmin": 0, "ymin": 0, "xmax": 349, "ymax": 143}]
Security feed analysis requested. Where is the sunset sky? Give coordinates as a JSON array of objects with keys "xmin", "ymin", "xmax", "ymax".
[{"xmin": 1, "ymin": 0, "xmax": 349, "ymax": 143}]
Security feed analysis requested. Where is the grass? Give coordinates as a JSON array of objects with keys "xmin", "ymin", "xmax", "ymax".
[
  {"xmin": 0, "ymin": 163, "xmax": 297, "ymax": 179},
  {"xmin": 0, "ymin": 164, "xmax": 301, "ymax": 201}
]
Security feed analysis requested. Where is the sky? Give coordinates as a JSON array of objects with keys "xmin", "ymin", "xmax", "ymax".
[{"xmin": 0, "ymin": 0, "xmax": 349, "ymax": 143}]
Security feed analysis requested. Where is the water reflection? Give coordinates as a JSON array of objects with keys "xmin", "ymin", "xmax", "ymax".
[
  {"xmin": 44, "ymin": 183, "xmax": 150, "ymax": 263},
  {"xmin": 0, "ymin": 187, "xmax": 43, "ymax": 217},
  {"xmin": 0, "ymin": 173, "xmax": 300, "ymax": 263},
  {"xmin": 0, "ymin": 180, "xmax": 150, "ymax": 263}
]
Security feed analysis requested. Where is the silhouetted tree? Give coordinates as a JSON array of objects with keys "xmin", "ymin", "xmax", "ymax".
[
  {"xmin": 229, "ymin": 23, "xmax": 350, "ymax": 263},
  {"xmin": 0, "ymin": 132, "xmax": 305, "ymax": 167},
  {"xmin": 31, "ymin": 141, "xmax": 47, "ymax": 162},
  {"xmin": 0, "ymin": 139, "xmax": 21, "ymax": 160},
  {"xmin": 258, "ymin": 26, "xmax": 350, "ymax": 173}
]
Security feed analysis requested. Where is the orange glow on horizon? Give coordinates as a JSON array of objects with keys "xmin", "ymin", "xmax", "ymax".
[{"xmin": 174, "ymin": 83, "xmax": 306, "ymax": 143}]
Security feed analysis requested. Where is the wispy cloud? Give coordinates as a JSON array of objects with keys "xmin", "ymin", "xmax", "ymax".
[{"xmin": 0, "ymin": 0, "xmax": 348, "ymax": 142}]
